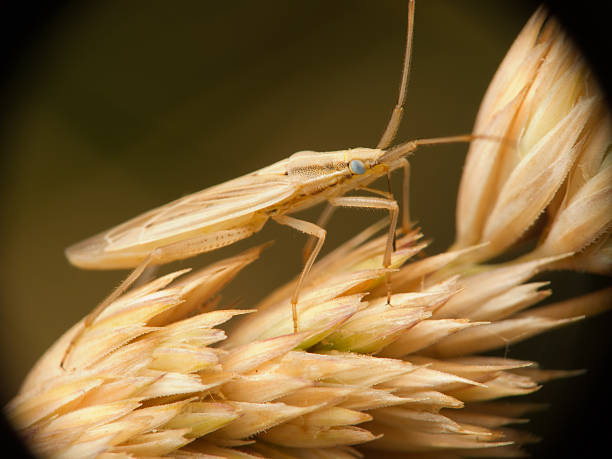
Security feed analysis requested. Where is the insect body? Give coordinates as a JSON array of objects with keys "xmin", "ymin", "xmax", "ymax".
[
  {"xmin": 66, "ymin": 143, "xmax": 409, "ymax": 331},
  {"xmin": 66, "ymin": 147, "xmax": 391, "ymax": 270},
  {"xmin": 63, "ymin": 0, "xmax": 473, "ymax": 360},
  {"xmin": 66, "ymin": 134, "xmax": 469, "ymax": 335}
]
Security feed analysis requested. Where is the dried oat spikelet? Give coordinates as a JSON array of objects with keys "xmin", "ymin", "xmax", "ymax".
[
  {"xmin": 530, "ymin": 110, "xmax": 612, "ymax": 265},
  {"xmin": 453, "ymin": 7, "xmax": 605, "ymax": 262},
  {"xmin": 9, "ymin": 223, "xmax": 608, "ymax": 458},
  {"xmin": 553, "ymin": 232, "xmax": 612, "ymax": 275},
  {"xmin": 6, "ymin": 6, "xmax": 612, "ymax": 459}
]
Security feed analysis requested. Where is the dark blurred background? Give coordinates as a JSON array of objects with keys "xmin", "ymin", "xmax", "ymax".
[{"xmin": 0, "ymin": 1, "xmax": 610, "ymax": 458}]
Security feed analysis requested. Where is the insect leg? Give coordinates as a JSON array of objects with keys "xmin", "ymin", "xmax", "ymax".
[
  {"xmin": 61, "ymin": 250, "xmax": 159, "ymax": 370},
  {"xmin": 303, "ymin": 186, "xmax": 395, "ymax": 262},
  {"xmin": 329, "ymin": 196, "xmax": 399, "ymax": 303},
  {"xmin": 354, "ymin": 187, "xmax": 394, "ymax": 199},
  {"xmin": 399, "ymin": 158, "xmax": 411, "ymax": 232},
  {"xmin": 134, "ymin": 265, "xmax": 160, "ymax": 288},
  {"xmin": 61, "ymin": 221, "xmax": 267, "ymax": 370},
  {"xmin": 357, "ymin": 186, "xmax": 401, "ymax": 250},
  {"xmin": 302, "ymin": 203, "xmax": 335, "ymax": 264},
  {"xmin": 272, "ymin": 215, "xmax": 326, "ymax": 333}
]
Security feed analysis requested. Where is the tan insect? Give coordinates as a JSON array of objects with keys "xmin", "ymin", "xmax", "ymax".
[{"xmin": 63, "ymin": 0, "xmax": 476, "ymax": 367}]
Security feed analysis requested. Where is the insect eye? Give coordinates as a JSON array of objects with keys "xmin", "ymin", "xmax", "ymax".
[{"xmin": 349, "ymin": 159, "xmax": 366, "ymax": 175}]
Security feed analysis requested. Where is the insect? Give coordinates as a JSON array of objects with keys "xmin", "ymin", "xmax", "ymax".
[{"xmin": 63, "ymin": 0, "xmax": 477, "ymax": 367}]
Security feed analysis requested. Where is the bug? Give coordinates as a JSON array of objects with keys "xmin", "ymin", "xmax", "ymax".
[{"xmin": 62, "ymin": 0, "xmax": 477, "ymax": 367}]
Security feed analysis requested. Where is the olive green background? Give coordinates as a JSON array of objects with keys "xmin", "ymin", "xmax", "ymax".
[{"xmin": 1, "ymin": 1, "xmax": 609, "ymax": 456}]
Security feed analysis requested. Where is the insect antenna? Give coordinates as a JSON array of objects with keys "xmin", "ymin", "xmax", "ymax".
[
  {"xmin": 378, "ymin": 0, "xmax": 415, "ymax": 240},
  {"xmin": 358, "ymin": 0, "xmax": 414, "ymax": 304},
  {"xmin": 379, "ymin": 133, "xmax": 516, "ymax": 164},
  {"xmin": 376, "ymin": 0, "xmax": 415, "ymax": 150},
  {"xmin": 303, "ymin": 1, "xmax": 415, "ymax": 264}
]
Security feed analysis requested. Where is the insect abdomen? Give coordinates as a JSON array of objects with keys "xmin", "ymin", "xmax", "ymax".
[{"xmin": 66, "ymin": 214, "xmax": 268, "ymax": 269}]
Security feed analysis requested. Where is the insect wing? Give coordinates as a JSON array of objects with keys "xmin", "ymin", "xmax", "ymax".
[{"xmin": 68, "ymin": 170, "xmax": 295, "ymax": 258}]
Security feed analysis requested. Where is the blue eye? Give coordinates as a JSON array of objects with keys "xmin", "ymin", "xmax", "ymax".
[{"xmin": 349, "ymin": 159, "xmax": 366, "ymax": 175}]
